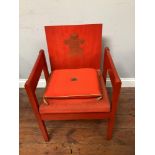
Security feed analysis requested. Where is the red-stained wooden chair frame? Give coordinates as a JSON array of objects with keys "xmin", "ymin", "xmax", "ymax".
[{"xmin": 25, "ymin": 47, "xmax": 121, "ymax": 141}]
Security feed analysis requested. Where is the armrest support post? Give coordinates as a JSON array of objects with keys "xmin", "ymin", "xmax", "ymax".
[
  {"xmin": 41, "ymin": 49, "xmax": 50, "ymax": 82},
  {"xmin": 103, "ymin": 47, "xmax": 122, "ymax": 114},
  {"xmin": 25, "ymin": 49, "xmax": 49, "ymax": 109}
]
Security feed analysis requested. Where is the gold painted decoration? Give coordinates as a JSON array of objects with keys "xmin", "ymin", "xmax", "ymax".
[{"xmin": 64, "ymin": 33, "xmax": 84, "ymax": 55}]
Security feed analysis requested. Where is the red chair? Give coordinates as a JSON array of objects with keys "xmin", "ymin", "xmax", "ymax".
[{"xmin": 25, "ymin": 24, "xmax": 121, "ymax": 141}]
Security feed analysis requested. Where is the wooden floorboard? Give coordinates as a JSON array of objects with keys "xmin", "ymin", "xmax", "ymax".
[{"xmin": 19, "ymin": 88, "xmax": 135, "ymax": 155}]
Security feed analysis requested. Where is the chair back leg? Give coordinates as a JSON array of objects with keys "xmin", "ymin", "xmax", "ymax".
[{"xmin": 37, "ymin": 116, "xmax": 49, "ymax": 141}]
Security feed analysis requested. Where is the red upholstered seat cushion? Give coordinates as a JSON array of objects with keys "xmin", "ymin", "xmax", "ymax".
[
  {"xmin": 43, "ymin": 68, "xmax": 102, "ymax": 100},
  {"xmin": 40, "ymin": 70, "xmax": 110, "ymax": 114}
]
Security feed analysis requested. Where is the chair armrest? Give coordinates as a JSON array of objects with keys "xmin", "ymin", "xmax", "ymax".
[
  {"xmin": 25, "ymin": 50, "xmax": 49, "ymax": 110},
  {"xmin": 103, "ymin": 47, "xmax": 122, "ymax": 114}
]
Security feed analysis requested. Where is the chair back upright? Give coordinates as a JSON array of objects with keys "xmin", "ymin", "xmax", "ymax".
[{"xmin": 45, "ymin": 24, "xmax": 102, "ymax": 70}]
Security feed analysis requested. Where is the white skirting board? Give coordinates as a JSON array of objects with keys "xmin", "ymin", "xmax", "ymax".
[{"xmin": 19, "ymin": 78, "xmax": 135, "ymax": 88}]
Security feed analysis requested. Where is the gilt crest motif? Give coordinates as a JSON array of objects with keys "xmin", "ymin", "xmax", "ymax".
[{"xmin": 64, "ymin": 33, "xmax": 84, "ymax": 55}]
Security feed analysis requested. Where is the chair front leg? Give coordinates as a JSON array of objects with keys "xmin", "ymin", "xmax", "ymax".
[
  {"xmin": 25, "ymin": 84, "xmax": 49, "ymax": 141},
  {"xmin": 107, "ymin": 116, "xmax": 115, "ymax": 140}
]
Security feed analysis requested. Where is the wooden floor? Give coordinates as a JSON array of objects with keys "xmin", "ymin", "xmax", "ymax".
[{"xmin": 19, "ymin": 88, "xmax": 135, "ymax": 155}]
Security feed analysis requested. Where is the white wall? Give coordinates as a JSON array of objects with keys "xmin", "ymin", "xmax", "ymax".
[{"xmin": 19, "ymin": 0, "xmax": 135, "ymax": 78}]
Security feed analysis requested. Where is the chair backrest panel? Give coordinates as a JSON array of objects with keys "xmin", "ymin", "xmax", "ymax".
[{"xmin": 45, "ymin": 24, "xmax": 102, "ymax": 70}]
